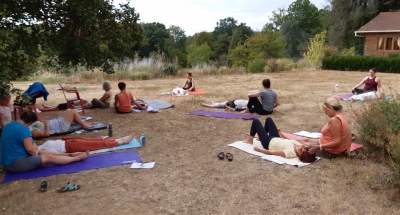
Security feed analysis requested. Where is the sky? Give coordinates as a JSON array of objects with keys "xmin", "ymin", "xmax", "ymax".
[{"xmin": 114, "ymin": 0, "xmax": 328, "ymax": 36}]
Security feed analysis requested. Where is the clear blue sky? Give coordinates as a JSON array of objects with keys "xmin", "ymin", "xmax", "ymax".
[{"xmin": 114, "ymin": 0, "xmax": 328, "ymax": 36}]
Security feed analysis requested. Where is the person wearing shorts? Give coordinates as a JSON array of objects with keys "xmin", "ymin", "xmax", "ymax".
[
  {"xmin": 0, "ymin": 111, "xmax": 89, "ymax": 173},
  {"xmin": 29, "ymin": 109, "xmax": 93, "ymax": 139}
]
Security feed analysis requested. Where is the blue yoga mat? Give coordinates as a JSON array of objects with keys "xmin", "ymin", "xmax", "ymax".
[
  {"xmin": 188, "ymin": 110, "xmax": 260, "ymax": 120},
  {"xmin": 90, "ymin": 138, "xmax": 142, "ymax": 154},
  {"xmin": 2, "ymin": 150, "xmax": 142, "ymax": 183}
]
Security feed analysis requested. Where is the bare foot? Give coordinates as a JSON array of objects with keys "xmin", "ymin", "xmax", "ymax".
[
  {"xmin": 82, "ymin": 122, "xmax": 93, "ymax": 129},
  {"xmin": 77, "ymin": 151, "xmax": 89, "ymax": 160},
  {"xmin": 118, "ymin": 133, "xmax": 135, "ymax": 145},
  {"xmin": 200, "ymin": 102, "xmax": 207, "ymax": 107},
  {"xmin": 243, "ymin": 136, "xmax": 254, "ymax": 144}
]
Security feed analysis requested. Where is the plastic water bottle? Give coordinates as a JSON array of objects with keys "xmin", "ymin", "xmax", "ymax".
[
  {"xmin": 335, "ymin": 84, "xmax": 339, "ymax": 92},
  {"xmin": 108, "ymin": 123, "xmax": 113, "ymax": 137}
]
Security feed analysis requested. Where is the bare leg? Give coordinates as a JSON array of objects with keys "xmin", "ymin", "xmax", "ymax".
[
  {"xmin": 41, "ymin": 151, "xmax": 89, "ymax": 166},
  {"xmin": 39, "ymin": 150, "xmax": 83, "ymax": 157},
  {"xmin": 243, "ymin": 136, "xmax": 254, "ymax": 144},
  {"xmin": 240, "ymin": 108, "xmax": 250, "ymax": 114},
  {"xmin": 61, "ymin": 109, "xmax": 93, "ymax": 129},
  {"xmin": 200, "ymin": 101, "xmax": 227, "ymax": 108},
  {"xmin": 39, "ymin": 104, "xmax": 59, "ymax": 111},
  {"xmin": 225, "ymin": 105, "xmax": 235, "ymax": 112},
  {"xmin": 115, "ymin": 133, "xmax": 135, "ymax": 145}
]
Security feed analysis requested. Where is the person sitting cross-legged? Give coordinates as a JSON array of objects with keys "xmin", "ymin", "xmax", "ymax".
[{"xmin": 114, "ymin": 82, "xmax": 147, "ymax": 113}]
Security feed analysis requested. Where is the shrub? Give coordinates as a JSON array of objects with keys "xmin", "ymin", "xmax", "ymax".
[
  {"xmin": 162, "ymin": 64, "xmax": 177, "ymax": 76},
  {"xmin": 130, "ymin": 72, "xmax": 150, "ymax": 80},
  {"xmin": 246, "ymin": 59, "xmax": 265, "ymax": 73},
  {"xmin": 322, "ymin": 55, "xmax": 400, "ymax": 73},
  {"xmin": 218, "ymin": 66, "xmax": 228, "ymax": 73},
  {"xmin": 357, "ymin": 98, "xmax": 400, "ymax": 187}
]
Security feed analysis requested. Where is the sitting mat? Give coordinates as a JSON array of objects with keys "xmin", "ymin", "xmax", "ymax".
[
  {"xmin": 133, "ymin": 106, "xmax": 155, "ymax": 113},
  {"xmin": 50, "ymin": 122, "xmax": 107, "ymax": 136},
  {"xmin": 188, "ymin": 89, "xmax": 206, "ymax": 95},
  {"xmin": 339, "ymin": 93, "xmax": 353, "ymax": 99},
  {"xmin": 2, "ymin": 150, "xmax": 142, "ymax": 183},
  {"xmin": 90, "ymin": 138, "xmax": 142, "ymax": 154},
  {"xmin": 143, "ymin": 100, "xmax": 174, "ymax": 109},
  {"xmin": 188, "ymin": 110, "xmax": 260, "ymax": 120}
]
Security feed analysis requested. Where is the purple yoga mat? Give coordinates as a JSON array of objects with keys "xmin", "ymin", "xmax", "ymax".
[
  {"xmin": 2, "ymin": 150, "xmax": 142, "ymax": 183},
  {"xmin": 339, "ymin": 93, "xmax": 353, "ymax": 99},
  {"xmin": 188, "ymin": 110, "xmax": 260, "ymax": 120}
]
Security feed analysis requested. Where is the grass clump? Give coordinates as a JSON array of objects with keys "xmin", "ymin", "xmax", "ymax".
[{"xmin": 357, "ymin": 97, "xmax": 400, "ymax": 188}]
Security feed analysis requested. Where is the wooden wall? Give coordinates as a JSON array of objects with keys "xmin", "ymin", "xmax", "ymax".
[{"xmin": 363, "ymin": 33, "xmax": 400, "ymax": 56}]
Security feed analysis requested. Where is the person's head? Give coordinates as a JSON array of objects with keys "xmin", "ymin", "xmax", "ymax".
[
  {"xmin": 20, "ymin": 110, "xmax": 37, "ymax": 125},
  {"xmin": 118, "ymin": 82, "xmax": 126, "ymax": 91},
  {"xmin": 262, "ymin": 79, "xmax": 271, "ymax": 89},
  {"xmin": 369, "ymin": 68, "xmax": 377, "ymax": 77},
  {"xmin": 187, "ymin": 72, "xmax": 192, "ymax": 78},
  {"xmin": 103, "ymin": 81, "xmax": 112, "ymax": 91},
  {"xmin": 226, "ymin": 100, "xmax": 236, "ymax": 108},
  {"xmin": 0, "ymin": 94, "xmax": 11, "ymax": 106},
  {"xmin": 295, "ymin": 145, "xmax": 317, "ymax": 163},
  {"xmin": 322, "ymin": 97, "xmax": 342, "ymax": 117}
]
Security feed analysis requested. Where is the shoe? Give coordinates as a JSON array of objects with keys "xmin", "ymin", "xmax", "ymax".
[
  {"xmin": 57, "ymin": 182, "xmax": 81, "ymax": 193},
  {"xmin": 226, "ymin": 153, "xmax": 233, "ymax": 162},
  {"xmin": 39, "ymin": 181, "xmax": 49, "ymax": 192},
  {"xmin": 352, "ymin": 134, "xmax": 357, "ymax": 141},
  {"xmin": 218, "ymin": 152, "xmax": 225, "ymax": 160}
]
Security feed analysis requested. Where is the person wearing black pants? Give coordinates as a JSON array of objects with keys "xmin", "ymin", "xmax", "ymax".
[
  {"xmin": 241, "ymin": 79, "xmax": 279, "ymax": 115},
  {"xmin": 246, "ymin": 97, "xmax": 273, "ymax": 115},
  {"xmin": 243, "ymin": 118, "xmax": 317, "ymax": 162}
]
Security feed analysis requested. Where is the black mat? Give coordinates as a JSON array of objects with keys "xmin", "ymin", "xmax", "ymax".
[{"xmin": 49, "ymin": 122, "xmax": 107, "ymax": 136}]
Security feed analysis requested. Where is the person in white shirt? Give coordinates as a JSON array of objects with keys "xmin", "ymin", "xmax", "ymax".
[
  {"xmin": 0, "ymin": 95, "xmax": 12, "ymax": 133},
  {"xmin": 200, "ymin": 100, "xmax": 248, "ymax": 112}
]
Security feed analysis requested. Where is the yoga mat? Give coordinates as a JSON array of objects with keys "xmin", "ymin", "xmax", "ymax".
[
  {"xmin": 2, "ymin": 151, "xmax": 142, "ymax": 183},
  {"xmin": 339, "ymin": 93, "xmax": 353, "ymax": 99},
  {"xmin": 90, "ymin": 138, "xmax": 142, "ymax": 154},
  {"xmin": 228, "ymin": 140, "xmax": 317, "ymax": 167},
  {"xmin": 188, "ymin": 89, "xmax": 206, "ymax": 95},
  {"xmin": 251, "ymin": 132, "xmax": 363, "ymax": 152},
  {"xmin": 188, "ymin": 110, "xmax": 260, "ymax": 120},
  {"xmin": 143, "ymin": 100, "xmax": 175, "ymax": 109},
  {"xmin": 50, "ymin": 122, "xmax": 107, "ymax": 136}
]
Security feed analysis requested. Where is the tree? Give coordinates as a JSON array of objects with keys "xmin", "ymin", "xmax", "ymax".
[
  {"xmin": 191, "ymin": 31, "xmax": 213, "ymax": 47},
  {"xmin": 281, "ymin": 18, "xmax": 310, "ymax": 59},
  {"xmin": 137, "ymin": 22, "xmax": 170, "ymax": 57},
  {"xmin": 305, "ymin": 30, "xmax": 327, "ymax": 68},
  {"xmin": 187, "ymin": 43, "xmax": 213, "ymax": 66},
  {"xmin": 212, "ymin": 17, "xmax": 238, "ymax": 41},
  {"xmin": 287, "ymin": 0, "xmax": 323, "ymax": 35},
  {"xmin": 165, "ymin": 25, "xmax": 187, "ymax": 67}
]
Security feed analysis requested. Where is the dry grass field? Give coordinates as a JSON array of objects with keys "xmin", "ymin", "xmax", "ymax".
[{"xmin": 1, "ymin": 69, "xmax": 400, "ymax": 214}]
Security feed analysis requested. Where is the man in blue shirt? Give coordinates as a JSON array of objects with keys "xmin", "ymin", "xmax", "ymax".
[{"xmin": 0, "ymin": 110, "xmax": 89, "ymax": 172}]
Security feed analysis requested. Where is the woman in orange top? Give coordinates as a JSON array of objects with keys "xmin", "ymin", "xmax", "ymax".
[
  {"xmin": 114, "ymin": 82, "xmax": 148, "ymax": 113},
  {"xmin": 307, "ymin": 97, "xmax": 352, "ymax": 158}
]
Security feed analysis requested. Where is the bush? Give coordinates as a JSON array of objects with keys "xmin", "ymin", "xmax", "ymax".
[
  {"xmin": 218, "ymin": 66, "xmax": 228, "ymax": 74},
  {"xmin": 357, "ymin": 98, "xmax": 400, "ymax": 187},
  {"xmin": 322, "ymin": 55, "xmax": 400, "ymax": 73},
  {"xmin": 162, "ymin": 64, "xmax": 177, "ymax": 76},
  {"xmin": 246, "ymin": 59, "xmax": 265, "ymax": 73}
]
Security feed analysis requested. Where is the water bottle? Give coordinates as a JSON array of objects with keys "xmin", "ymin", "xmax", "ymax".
[
  {"xmin": 335, "ymin": 84, "xmax": 339, "ymax": 92},
  {"xmin": 108, "ymin": 123, "xmax": 113, "ymax": 137}
]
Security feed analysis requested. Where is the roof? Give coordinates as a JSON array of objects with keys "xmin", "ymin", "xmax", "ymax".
[{"xmin": 355, "ymin": 12, "xmax": 400, "ymax": 35}]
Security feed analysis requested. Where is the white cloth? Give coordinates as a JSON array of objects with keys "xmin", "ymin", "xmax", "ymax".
[
  {"xmin": 352, "ymin": 91, "xmax": 380, "ymax": 101},
  {"xmin": 0, "ymin": 106, "xmax": 12, "ymax": 129},
  {"xmin": 37, "ymin": 140, "xmax": 66, "ymax": 153},
  {"xmin": 268, "ymin": 138, "xmax": 302, "ymax": 158},
  {"xmin": 234, "ymin": 100, "xmax": 248, "ymax": 110},
  {"xmin": 29, "ymin": 117, "xmax": 70, "ymax": 134}
]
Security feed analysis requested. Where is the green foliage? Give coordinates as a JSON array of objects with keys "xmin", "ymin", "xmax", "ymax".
[
  {"xmin": 340, "ymin": 47, "xmax": 356, "ymax": 56},
  {"xmin": 130, "ymin": 72, "xmax": 150, "ymax": 80},
  {"xmin": 190, "ymin": 31, "xmax": 213, "ymax": 48},
  {"xmin": 218, "ymin": 66, "xmax": 228, "ymax": 73},
  {"xmin": 357, "ymin": 99, "xmax": 400, "ymax": 187},
  {"xmin": 229, "ymin": 31, "xmax": 286, "ymax": 67},
  {"xmin": 162, "ymin": 64, "xmax": 177, "ymax": 76},
  {"xmin": 187, "ymin": 43, "xmax": 213, "ymax": 66},
  {"xmin": 138, "ymin": 22, "xmax": 170, "ymax": 58},
  {"xmin": 322, "ymin": 55, "xmax": 400, "ymax": 73},
  {"xmin": 246, "ymin": 59, "xmax": 265, "ymax": 73},
  {"xmin": 213, "ymin": 33, "xmax": 231, "ymax": 64},
  {"xmin": 166, "ymin": 25, "xmax": 188, "ymax": 67},
  {"xmin": 305, "ymin": 30, "xmax": 327, "ymax": 68}
]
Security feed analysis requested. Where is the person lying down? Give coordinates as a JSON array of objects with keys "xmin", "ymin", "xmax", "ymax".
[
  {"xmin": 200, "ymin": 100, "xmax": 248, "ymax": 112},
  {"xmin": 37, "ymin": 133, "xmax": 135, "ymax": 155},
  {"xmin": 339, "ymin": 91, "xmax": 380, "ymax": 102}
]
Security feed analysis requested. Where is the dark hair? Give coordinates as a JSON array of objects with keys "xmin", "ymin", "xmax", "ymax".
[
  {"xmin": 225, "ymin": 100, "xmax": 236, "ymax": 108},
  {"xmin": 298, "ymin": 150, "xmax": 317, "ymax": 163},
  {"xmin": 187, "ymin": 72, "xmax": 192, "ymax": 77},
  {"xmin": 369, "ymin": 68, "xmax": 376, "ymax": 73},
  {"xmin": 20, "ymin": 110, "xmax": 37, "ymax": 124},
  {"xmin": 118, "ymin": 82, "xmax": 126, "ymax": 91},
  {"xmin": 262, "ymin": 79, "xmax": 271, "ymax": 88}
]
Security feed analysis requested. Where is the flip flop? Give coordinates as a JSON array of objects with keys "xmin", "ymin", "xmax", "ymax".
[
  {"xmin": 39, "ymin": 181, "xmax": 49, "ymax": 192},
  {"xmin": 226, "ymin": 153, "xmax": 233, "ymax": 162},
  {"xmin": 57, "ymin": 182, "xmax": 81, "ymax": 193},
  {"xmin": 218, "ymin": 152, "xmax": 225, "ymax": 160}
]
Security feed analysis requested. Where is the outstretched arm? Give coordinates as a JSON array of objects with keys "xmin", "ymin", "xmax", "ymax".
[
  {"xmin": 189, "ymin": 79, "xmax": 195, "ymax": 91},
  {"xmin": 248, "ymin": 92, "xmax": 260, "ymax": 98},
  {"xmin": 254, "ymin": 146, "xmax": 286, "ymax": 157},
  {"xmin": 352, "ymin": 77, "xmax": 367, "ymax": 91},
  {"xmin": 114, "ymin": 95, "xmax": 119, "ymax": 107},
  {"xmin": 274, "ymin": 96, "xmax": 280, "ymax": 108},
  {"xmin": 376, "ymin": 77, "xmax": 384, "ymax": 95},
  {"xmin": 131, "ymin": 93, "xmax": 147, "ymax": 110},
  {"xmin": 182, "ymin": 79, "xmax": 188, "ymax": 88}
]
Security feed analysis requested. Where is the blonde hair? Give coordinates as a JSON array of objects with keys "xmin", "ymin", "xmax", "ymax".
[
  {"xmin": 102, "ymin": 81, "xmax": 112, "ymax": 91},
  {"xmin": 323, "ymin": 97, "xmax": 342, "ymax": 111}
]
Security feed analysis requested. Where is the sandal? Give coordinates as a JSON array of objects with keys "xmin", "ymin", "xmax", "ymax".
[
  {"xmin": 226, "ymin": 153, "xmax": 233, "ymax": 162},
  {"xmin": 57, "ymin": 182, "xmax": 81, "ymax": 193},
  {"xmin": 39, "ymin": 181, "xmax": 49, "ymax": 192},
  {"xmin": 218, "ymin": 152, "xmax": 225, "ymax": 160}
]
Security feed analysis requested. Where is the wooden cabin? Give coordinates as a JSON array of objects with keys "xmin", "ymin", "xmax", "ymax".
[{"xmin": 355, "ymin": 12, "xmax": 400, "ymax": 57}]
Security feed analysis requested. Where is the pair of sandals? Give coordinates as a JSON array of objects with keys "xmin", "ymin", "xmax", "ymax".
[
  {"xmin": 218, "ymin": 152, "xmax": 233, "ymax": 161},
  {"xmin": 39, "ymin": 181, "xmax": 80, "ymax": 193}
]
